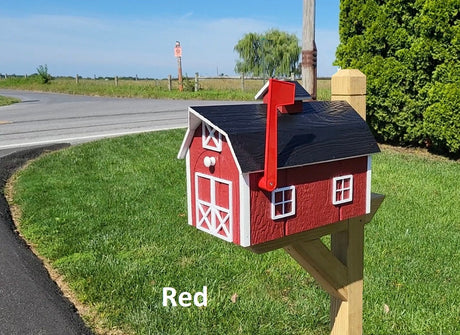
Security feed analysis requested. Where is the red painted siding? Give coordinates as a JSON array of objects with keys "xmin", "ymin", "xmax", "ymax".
[
  {"xmin": 249, "ymin": 173, "xmax": 285, "ymax": 243},
  {"xmin": 189, "ymin": 125, "xmax": 241, "ymax": 244},
  {"xmin": 250, "ymin": 156, "xmax": 368, "ymax": 245}
]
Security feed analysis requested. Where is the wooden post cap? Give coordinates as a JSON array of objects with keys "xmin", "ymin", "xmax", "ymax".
[
  {"xmin": 331, "ymin": 69, "xmax": 366, "ymax": 96},
  {"xmin": 331, "ymin": 69, "xmax": 367, "ymax": 120}
]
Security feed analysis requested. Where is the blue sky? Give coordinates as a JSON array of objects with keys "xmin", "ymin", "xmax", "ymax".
[{"xmin": 1, "ymin": 1, "xmax": 340, "ymax": 78}]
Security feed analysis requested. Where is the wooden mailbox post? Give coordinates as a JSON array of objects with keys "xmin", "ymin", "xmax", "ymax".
[{"xmin": 178, "ymin": 71, "xmax": 383, "ymax": 335}]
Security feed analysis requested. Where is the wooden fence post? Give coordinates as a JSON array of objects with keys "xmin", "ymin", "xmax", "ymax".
[
  {"xmin": 76, "ymin": 74, "xmax": 79, "ymax": 84},
  {"xmin": 168, "ymin": 75, "xmax": 172, "ymax": 91},
  {"xmin": 241, "ymin": 74, "xmax": 245, "ymax": 92},
  {"xmin": 328, "ymin": 69, "xmax": 367, "ymax": 334},
  {"xmin": 331, "ymin": 69, "xmax": 366, "ymax": 120},
  {"xmin": 195, "ymin": 72, "xmax": 199, "ymax": 92},
  {"xmin": 115, "ymin": 76, "xmax": 119, "ymax": 87},
  {"xmin": 329, "ymin": 217, "xmax": 364, "ymax": 334},
  {"xmin": 286, "ymin": 70, "xmax": 370, "ymax": 335}
]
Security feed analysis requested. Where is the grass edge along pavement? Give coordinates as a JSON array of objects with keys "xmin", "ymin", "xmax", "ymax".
[
  {"xmin": 0, "ymin": 95, "xmax": 20, "ymax": 107},
  {"xmin": 0, "ymin": 144, "xmax": 94, "ymax": 335},
  {"xmin": 7, "ymin": 130, "xmax": 460, "ymax": 335}
]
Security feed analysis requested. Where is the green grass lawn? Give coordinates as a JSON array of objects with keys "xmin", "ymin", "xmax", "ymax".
[{"xmin": 8, "ymin": 130, "xmax": 459, "ymax": 334}]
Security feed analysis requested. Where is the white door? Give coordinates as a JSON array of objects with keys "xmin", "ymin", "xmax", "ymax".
[{"xmin": 195, "ymin": 173, "xmax": 233, "ymax": 242}]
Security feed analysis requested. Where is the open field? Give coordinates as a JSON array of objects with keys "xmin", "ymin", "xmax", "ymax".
[
  {"xmin": 7, "ymin": 129, "xmax": 459, "ymax": 335},
  {"xmin": 0, "ymin": 77, "xmax": 331, "ymax": 101}
]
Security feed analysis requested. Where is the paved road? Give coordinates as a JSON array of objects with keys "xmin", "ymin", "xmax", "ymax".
[
  {"xmin": 0, "ymin": 91, "xmax": 252, "ymax": 333},
  {"xmin": 0, "ymin": 89, "xmax": 250, "ymax": 157}
]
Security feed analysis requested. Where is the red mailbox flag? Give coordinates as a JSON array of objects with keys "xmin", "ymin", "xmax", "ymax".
[{"xmin": 258, "ymin": 79, "xmax": 295, "ymax": 192}]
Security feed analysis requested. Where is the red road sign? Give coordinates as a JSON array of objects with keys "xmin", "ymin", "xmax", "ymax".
[{"xmin": 175, "ymin": 46, "xmax": 182, "ymax": 58}]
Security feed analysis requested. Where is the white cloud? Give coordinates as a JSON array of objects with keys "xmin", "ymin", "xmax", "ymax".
[{"xmin": 0, "ymin": 14, "xmax": 339, "ymax": 78}]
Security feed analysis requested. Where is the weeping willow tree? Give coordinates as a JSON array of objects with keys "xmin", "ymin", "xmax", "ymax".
[{"xmin": 234, "ymin": 29, "xmax": 301, "ymax": 78}]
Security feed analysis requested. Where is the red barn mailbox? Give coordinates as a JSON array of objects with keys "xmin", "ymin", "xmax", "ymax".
[
  {"xmin": 178, "ymin": 76, "xmax": 384, "ymax": 335},
  {"xmin": 177, "ymin": 79, "xmax": 379, "ymax": 247}
]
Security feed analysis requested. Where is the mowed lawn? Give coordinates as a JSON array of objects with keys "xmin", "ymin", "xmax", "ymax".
[{"xmin": 8, "ymin": 129, "xmax": 459, "ymax": 334}]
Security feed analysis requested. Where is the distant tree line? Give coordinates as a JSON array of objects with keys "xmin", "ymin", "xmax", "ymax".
[{"xmin": 336, "ymin": 0, "xmax": 459, "ymax": 156}]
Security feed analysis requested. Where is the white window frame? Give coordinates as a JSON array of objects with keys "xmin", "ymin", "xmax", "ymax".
[
  {"xmin": 202, "ymin": 122, "xmax": 222, "ymax": 152},
  {"xmin": 271, "ymin": 186, "xmax": 296, "ymax": 220},
  {"xmin": 332, "ymin": 175, "xmax": 353, "ymax": 205}
]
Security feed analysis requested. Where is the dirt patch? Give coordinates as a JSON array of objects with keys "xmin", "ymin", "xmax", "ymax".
[{"xmin": 378, "ymin": 143, "xmax": 459, "ymax": 162}]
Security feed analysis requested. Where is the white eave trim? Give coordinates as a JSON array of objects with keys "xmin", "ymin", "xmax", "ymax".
[
  {"xmin": 177, "ymin": 107, "xmax": 202, "ymax": 159},
  {"xmin": 366, "ymin": 155, "xmax": 372, "ymax": 214},
  {"xmin": 254, "ymin": 81, "xmax": 269, "ymax": 100},
  {"xmin": 177, "ymin": 108, "xmax": 244, "ymax": 175},
  {"xmin": 239, "ymin": 173, "xmax": 251, "ymax": 247}
]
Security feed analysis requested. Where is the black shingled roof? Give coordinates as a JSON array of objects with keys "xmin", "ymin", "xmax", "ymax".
[{"xmin": 182, "ymin": 101, "xmax": 380, "ymax": 173}]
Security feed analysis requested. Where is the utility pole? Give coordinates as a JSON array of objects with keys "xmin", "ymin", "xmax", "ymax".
[{"xmin": 302, "ymin": 0, "xmax": 317, "ymax": 99}]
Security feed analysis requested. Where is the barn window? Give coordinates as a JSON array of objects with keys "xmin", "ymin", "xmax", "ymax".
[
  {"xmin": 332, "ymin": 175, "xmax": 353, "ymax": 205},
  {"xmin": 202, "ymin": 122, "xmax": 222, "ymax": 152},
  {"xmin": 271, "ymin": 186, "xmax": 296, "ymax": 220}
]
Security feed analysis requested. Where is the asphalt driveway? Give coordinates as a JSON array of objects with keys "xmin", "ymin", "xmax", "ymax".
[{"xmin": 0, "ymin": 145, "xmax": 93, "ymax": 335}]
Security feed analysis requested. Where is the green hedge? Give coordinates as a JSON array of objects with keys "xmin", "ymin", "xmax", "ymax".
[
  {"xmin": 335, "ymin": 0, "xmax": 459, "ymax": 156},
  {"xmin": 423, "ymin": 68, "xmax": 460, "ymax": 154}
]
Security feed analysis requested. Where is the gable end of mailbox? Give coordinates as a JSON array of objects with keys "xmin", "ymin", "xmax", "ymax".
[{"xmin": 179, "ymin": 108, "xmax": 252, "ymax": 246}]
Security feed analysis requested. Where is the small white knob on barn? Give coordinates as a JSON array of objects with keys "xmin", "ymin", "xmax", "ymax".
[{"xmin": 203, "ymin": 156, "xmax": 216, "ymax": 167}]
